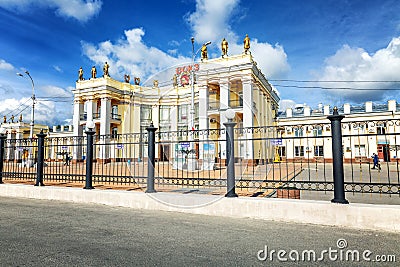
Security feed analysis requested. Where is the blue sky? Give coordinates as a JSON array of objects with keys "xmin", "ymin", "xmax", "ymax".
[{"xmin": 0, "ymin": 0, "xmax": 400, "ymax": 125}]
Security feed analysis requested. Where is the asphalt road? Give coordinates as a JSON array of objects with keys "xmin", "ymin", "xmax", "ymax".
[{"xmin": 0, "ymin": 196, "xmax": 398, "ymax": 266}]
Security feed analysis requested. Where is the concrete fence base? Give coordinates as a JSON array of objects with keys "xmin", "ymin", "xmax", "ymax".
[{"xmin": 0, "ymin": 184, "xmax": 399, "ymax": 233}]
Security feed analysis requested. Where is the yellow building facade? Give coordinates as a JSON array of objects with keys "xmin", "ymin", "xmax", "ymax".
[{"xmin": 72, "ymin": 52, "xmax": 279, "ymax": 163}]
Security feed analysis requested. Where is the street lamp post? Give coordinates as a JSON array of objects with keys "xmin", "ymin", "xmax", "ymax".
[
  {"xmin": 186, "ymin": 38, "xmax": 211, "ymax": 171},
  {"xmin": 17, "ymin": 71, "xmax": 35, "ymax": 138}
]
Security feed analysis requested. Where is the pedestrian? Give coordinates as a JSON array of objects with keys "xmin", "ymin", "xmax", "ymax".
[
  {"xmin": 371, "ymin": 153, "xmax": 381, "ymax": 170},
  {"xmin": 64, "ymin": 152, "xmax": 70, "ymax": 166}
]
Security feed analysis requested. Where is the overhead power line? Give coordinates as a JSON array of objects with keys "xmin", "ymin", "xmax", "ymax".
[
  {"xmin": 274, "ymin": 84, "xmax": 400, "ymax": 91},
  {"xmin": 270, "ymin": 79, "xmax": 400, "ymax": 83}
]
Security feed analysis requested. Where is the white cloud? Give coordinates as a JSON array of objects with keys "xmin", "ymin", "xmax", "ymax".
[
  {"xmin": 249, "ymin": 41, "xmax": 290, "ymax": 79},
  {"xmin": 82, "ymin": 28, "xmax": 190, "ymax": 83},
  {"xmin": 0, "ymin": 83, "xmax": 73, "ymax": 126},
  {"xmin": 81, "ymin": 0, "xmax": 289, "ymax": 87},
  {"xmin": 186, "ymin": 0, "xmax": 240, "ymax": 44},
  {"xmin": 0, "ymin": 0, "xmax": 102, "ymax": 22},
  {"xmin": 0, "ymin": 59, "xmax": 14, "ymax": 71},
  {"xmin": 318, "ymin": 37, "xmax": 400, "ymax": 103},
  {"xmin": 40, "ymin": 85, "xmax": 73, "ymax": 98},
  {"xmin": 186, "ymin": 0, "xmax": 290, "ymax": 79}
]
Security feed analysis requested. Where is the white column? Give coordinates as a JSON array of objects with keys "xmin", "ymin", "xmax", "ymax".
[
  {"xmin": 73, "ymin": 100, "xmax": 84, "ymax": 136},
  {"xmin": 86, "ymin": 98, "xmax": 97, "ymax": 122},
  {"xmin": 198, "ymin": 83, "xmax": 208, "ymax": 131},
  {"xmin": 99, "ymin": 97, "xmax": 111, "ymax": 161},
  {"xmin": 242, "ymin": 79, "xmax": 254, "ymax": 160},
  {"xmin": 100, "ymin": 98, "xmax": 111, "ymax": 135},
  {"xmin": 14, "ymin": 132, "xmax": 24, "ymax": 161},
  {"xmin": 219, "ymin": 78, "xmax": 230, "ymax": 111},
  {"xmin": 72, "ymin": 100, "xmax": 84, "ymax": 161},
  {"xmin": 170, "ymin": 105, "xmax": 178, "ymax": 132},
  {"xmin": 6, "ymin": 132, "xmax": 14, "ymax": 160},
  {"xmin": 219, "ymin": 78, "xmax": 230, "ymax": 161}
]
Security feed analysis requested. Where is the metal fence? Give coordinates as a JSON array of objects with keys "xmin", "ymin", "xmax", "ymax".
[{"xmin": 1, "ymin": 116, "xmax": 400, "ymax": 202}]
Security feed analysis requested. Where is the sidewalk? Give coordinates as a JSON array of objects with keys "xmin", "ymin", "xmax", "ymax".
[{"xmin": 0, "ymin": 183, "xmax": 399, "ymax": 233}]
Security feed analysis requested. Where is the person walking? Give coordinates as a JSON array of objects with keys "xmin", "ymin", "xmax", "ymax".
[
  {"xmin": 372, "ymin": 153, "xmax": 381, "ymax": 170},
  {"xmin": 64, "ymin": 152, "xmax": 71, "ymax": 166}
]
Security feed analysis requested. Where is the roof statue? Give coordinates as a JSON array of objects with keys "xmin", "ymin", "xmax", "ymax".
[
  {"xmin": 221, "ymin": 38, "xmax": 228, "ymax": 58},
  {"xmin": 78, "ymin": 67, "xmax": 84, "ymax": 81},
  {"xmin": 134, "ymin": 77, "xmax": 140, "ymax": 85},
  {"xmin": 201, "ymin": 44, "xmax": 208, "ymax": 61},
  {"xmin": 124, "ymin": 74, "xmax": 130, "ymax": 83},
  {"xmin": 103, "ymin": 62, "xmax": 110, "ymax": 77},
  {"xmin": 244, "ymin": 34, "xmax": 250, "ymax": 54},
  {"xmin": 172, "ymin": 74, "xmax": 178, "ymax": 88},
  {"xmin": 91, "ymin": 66, "xmax": 97, "ymax": 79}
]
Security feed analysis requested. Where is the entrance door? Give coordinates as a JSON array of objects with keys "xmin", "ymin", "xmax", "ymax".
[{"xmin": 378, "ymin": 144, "xmax": 390, "ymax": 162}]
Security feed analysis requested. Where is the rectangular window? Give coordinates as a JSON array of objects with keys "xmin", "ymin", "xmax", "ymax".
[
  {"xmin": 278, "ymin": 146, "xmax": 286, "ymax": 157},
  {"xmin": 295, "ymin": 146, "xmax": 304, "ymax": 157},
  {"xmin": 159, "ymin": 106, "xmax": 170, "ymax": 123},
  {"xmin": 294, "ymin": 128, "xmax": 304, "ymax": 137},
  {"xmin": 353, "ymin": 125, "xmax": 365, "ymax": 134},
  {"xmin": 178, "ymin": 105, "xmax": 188, "ymax": 123},
  {"xmin": 177, "ymin": 125, "xmax": 187, "ymax": 141},
  {"xmin": 140, "ymin": 105, "xmax": 152, "ymax": 136},
  {"xmin": 313, "ymin": 126, "xmax": 323, "ymax": 137},
  {"xmin": 377, "ymin": 123, "xmax": 386, "ymax": 135},
  {"xmin": 194, "ymin": 102, "xmax": 199, "ymax": 120},
  {"xmin": 354, "ymin": 145, "xmax": 366, "ymax": 157},
  {"xmin": 140, "ymin": 105, "xmax": 152, "ymax": 121},
  {"xmin": 314, "ymin": 145, "xmax": 324, "ymax": 156},
  {"xmin": 111, "ymin": 127, "xmax": 118, "ymax": 139},
  {"xmin": 159, "ymin": 126, "xmax": 170, "ymax": 133}
]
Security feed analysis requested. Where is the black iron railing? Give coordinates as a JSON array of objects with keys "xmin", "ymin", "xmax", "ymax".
[{"xmin": 1, "ymin": 118, "xmax": 400, "ymax": 202}]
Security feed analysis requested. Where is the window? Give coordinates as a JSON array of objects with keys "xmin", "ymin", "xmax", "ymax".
[
  {"xmin": 195, "ymin": 102, "xmax": 199, "ymax": 120},
  {"xmin": 140, "ymin": 105, "xmax": 152, "ymax": 133},
  {"xmin": 178, "ymin": 105, "xmax": 188, "ymax": 123},
  {"xmin": 140, "ymin": 105, "xmax": 152, "ymax": 121},
  {"xmin": 159, "ymin": 126, "xmax": 170, "ymax": 133},
  {"xmin": 354, "ymin": 145, "xmax": 366, "ymax": 157},
  {"xmin": 112, "ymin": 105, "xmax": 118, "ymax": 114},
  {"xmin": 111, "ymin": 127, "xmax": 118, "ymax": 139},
  {"xmin": 294, "ymin": 127, "xmax": 304, "ymax": 137},
  {"xmin": 313, "ymin": 126, "xmax": 323, "ymax": 137},
  {"xmin": 278, "ymin": 146, "xmax": 286, "ymax": 157},
  {"xmin": 377, "ymin": 123, "xmax": 386, "ymax": 135},
  {"xmin": 159, "ymin": 106, "xmax": 170, "ymax": 123},
  {"xmin": 353, "ymin": 124, "xmax": 365, "ymax": 134},
  {"xmin": 314, "ymin": 146, "xmax": 324, "ymax": 156},
  {"xmin": 295, "ymin": 146, "xmax": 304, "ymax": 157},
  {"xmin": 177, "ymin": 125, "xmax": 188, "ymax": 141}
]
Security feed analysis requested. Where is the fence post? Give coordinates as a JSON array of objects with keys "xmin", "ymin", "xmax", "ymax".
[
  {"xmin": 327, "ymin": 107, "xmax": 348, "ymax": 204},
  {"xmin": 35, "ymin": 130, "xmax": 46, "ymax": 186},
  {"xmin": 224, "ymin": 119, "xmax": 238, "ymax": 197},
  {"xmin": 146, "ymin": 122, "xmax": 157, "ymax": 193},
  {"xmin": 84, "ymin": 129, "xmax": 95, "ymax": 189},
  {"xmin": 0, "ymin": 133, "xmax": 6, "ymax": 184}
]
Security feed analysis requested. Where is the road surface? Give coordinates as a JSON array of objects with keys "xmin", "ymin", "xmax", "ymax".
[{"xmin": 0, "ymin": 196, "xmax": 398, "ymax": 266}]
